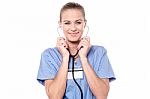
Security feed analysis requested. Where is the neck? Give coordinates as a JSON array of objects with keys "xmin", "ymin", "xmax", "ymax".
[{"xmin": 67, "ymin": 41, "xmax": 79, "ymax": 55}]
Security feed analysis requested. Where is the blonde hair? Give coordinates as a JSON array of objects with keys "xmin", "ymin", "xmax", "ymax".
[{"xmin": 59, "ymin": 2, "xmax": 86, "ymax": 22}]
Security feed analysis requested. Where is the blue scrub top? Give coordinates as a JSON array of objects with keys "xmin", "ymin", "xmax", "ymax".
[{"xmin": 37, "ymin": 45, "xmax": 116, "ymax": 99}]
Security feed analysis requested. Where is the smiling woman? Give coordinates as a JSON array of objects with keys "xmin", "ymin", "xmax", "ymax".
[
  {"xmin": 37, "ymin": 2, "xmax": 115, "ymax": 99},
  {"xmin": 59, "ymin": 9, "xmax": 85, "ymax": 43},
  {"xmin": 59, "ymin": 3, "xmax": 86, "ymax": 43}
]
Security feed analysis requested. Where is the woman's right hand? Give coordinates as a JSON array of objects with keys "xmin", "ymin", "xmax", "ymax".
[{"xmin": 56, "ymin": 37, "xmax": 69, "ymax": 58}]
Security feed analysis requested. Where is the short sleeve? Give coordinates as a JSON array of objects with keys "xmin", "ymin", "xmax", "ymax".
[
  {"xmin": 37, "ymin": 49, "xmax": 57, "ymax": 85},
  {"xmin": 96, "ymin": 47, "xmax": 116, "ymax": 82}
]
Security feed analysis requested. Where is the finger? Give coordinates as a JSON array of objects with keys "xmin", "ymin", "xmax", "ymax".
[
  {"xmin": 77, "ymin": 39, "xmax": 87, "ymax": 50},
  {"xmin": 77, "ymin": 42, "xmax": 83, "ymax": 50},
  {"xmin": 57, "ymin": 41, "xmax": 63, "ymax": 46},
  {"xmin": 80, "ymin": 42, "xmax": 87, "ymax": 48},
  {"xmin": 78, "ymin": 42, "xmax": 87, "ymax": 50},
  {"xmin": 80, "ymin": 39, "xmax": 89, "ymax": 46},
  {"xmin": 80, "ymin": 40, "xmax": 91, "ymax": 48},
  {"xmin": 82, "ymin": 36, "xmax": 90, "ymax": 40},
  {"xmin": 63, "ymin": 43, "xmax": 68, "ymax": 48},
  {"xmin": 57, "ymin": 44, "xmax": 67, "ymax": 51},
  {"xmin": 57, "ymin": 37, "xmax": 65, "ymax": 42},
  {"xmin": 57, "ymin": 37, "xmax": 61, "ymax": 42},
  {"xmin": 57, "ymin": 39, "xmax": 66, "ymax": 46},
  {"xmin": 82, "ymin": 36, "xmax": 90, "ymax": 42}
]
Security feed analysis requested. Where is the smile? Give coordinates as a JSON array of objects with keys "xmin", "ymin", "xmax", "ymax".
[{"xmin": 69, "ymin": 33, "xmax": 79, "ymax": 37}]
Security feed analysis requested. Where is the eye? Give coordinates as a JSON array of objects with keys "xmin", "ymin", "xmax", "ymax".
[
  {"xmin": 64, "ymin": 22, "xmax": 70, "ymax": 25},
  {"xmin": 76, "ymin": 21, "xmax": 82, "ymax": 24},
  {"xmin": 64, "ymin": 21, "xmax": 70, "ymax": 25}
]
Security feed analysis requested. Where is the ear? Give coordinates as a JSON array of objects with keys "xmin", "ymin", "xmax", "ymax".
[
  {"xmin": 58, "ymin": 21, "xmax": 62, "ymax": 29},
  {"xmin": 84, "ymin": 20, "xmax": 87, "ymax": 28}
]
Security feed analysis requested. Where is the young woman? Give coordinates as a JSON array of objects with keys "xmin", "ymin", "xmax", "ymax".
[{"xmin": 37, "ymin": 2, "xmax": 115, "ymax": 99}]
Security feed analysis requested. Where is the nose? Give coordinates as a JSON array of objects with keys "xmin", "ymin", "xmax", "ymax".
[{"xmin": 70, "ymin": 23, "xmax": 77, "ymax": 32}]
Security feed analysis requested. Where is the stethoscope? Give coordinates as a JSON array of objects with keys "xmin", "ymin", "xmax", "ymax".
[{"xmin": 57, "ymin": 26, "xmax": 89, "ymax": 99}]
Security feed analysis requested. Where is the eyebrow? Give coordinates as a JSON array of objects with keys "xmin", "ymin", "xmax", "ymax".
[{"xmin": 63, "ymin": 19, "xmax": 84, "ymax": 22}]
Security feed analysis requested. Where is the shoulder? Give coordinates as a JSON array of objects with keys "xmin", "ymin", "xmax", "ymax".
[
  {"xmin": 90, "ymin": 45, "xmax": 107, "ymax": 54},
  {"xmin": 42, "ymin": 47, "xmax": 57, "ymax": 53},
  {"xmin": 88, "ymin": 45, "xmax": 107, "ymax": 59},
  {"xmin": 41, "ymin": 47, "xmax": 59, "ymax": 57}
]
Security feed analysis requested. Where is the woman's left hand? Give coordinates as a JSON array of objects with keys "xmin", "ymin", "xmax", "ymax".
[{"xmin": 77, "ymin": 36, "xmax": 91, "ymax": 58}]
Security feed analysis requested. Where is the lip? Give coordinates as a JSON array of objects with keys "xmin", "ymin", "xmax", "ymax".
[
  {"xmin": 68, "ymin": 32, "xmax": 79, "ymax": 34},
  {"xmin": 69, "ymin": 32, "xmax": 79, "ymax": 36}
]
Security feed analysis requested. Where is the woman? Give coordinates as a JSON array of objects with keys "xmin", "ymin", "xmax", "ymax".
[{"xmin": 37, "ymin": 2, "xmax": 115, "ymax": 99}]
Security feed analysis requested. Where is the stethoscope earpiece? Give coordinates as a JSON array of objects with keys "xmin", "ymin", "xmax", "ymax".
[
  {"xmin": 82, "ymin": 25, "xmax": 89, "ymax": 38},
  {"xmin": 57, "ymin": 27, "xmax": 66, "ymax": 38},
  {"xmin": 57, "ymin": 27, "xmax": 61, "ymax": 37}
]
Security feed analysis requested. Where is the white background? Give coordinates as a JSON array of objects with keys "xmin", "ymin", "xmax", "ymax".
[{"xmin": 0, "ymin": 0, "xmax": 150, "ymax": 99}]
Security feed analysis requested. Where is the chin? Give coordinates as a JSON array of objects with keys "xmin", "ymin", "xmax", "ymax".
[{"xmin": 68, "ymin": 39, "xmax": 80, "ymax": 43}]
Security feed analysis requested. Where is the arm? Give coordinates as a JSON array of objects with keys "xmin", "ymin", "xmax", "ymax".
[
  {"xmin": 45, "ymin": 57, "xmax": 69, "ymax": 99},
  {"xmin": 80, "ymin": 56, "xmax": 109, "ymax": 99},
  {"xmin": 44, "ymin": 37, "xmax": 69, "ymax": 99},
  {"xmin": 78, "ymin": 37, "xmax": 109, "ymax": 99}
]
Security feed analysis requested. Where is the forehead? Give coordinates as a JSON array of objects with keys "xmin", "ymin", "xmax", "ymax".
[{"xmin": 61, "ymin": 9, "xmax": 84, "ymax": 21}]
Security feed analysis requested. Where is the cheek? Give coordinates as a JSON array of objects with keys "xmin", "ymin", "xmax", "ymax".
[
  {"xmin": 62, "ymin": 27, "xmax": 69, "ymax": 37},
  {"xmin": 77, "ymin": 25, "xmax": 84, "ymax": 32},
  {"xmin": 62, "ymin": 26, "xmax": 68, "ymax": 32}
]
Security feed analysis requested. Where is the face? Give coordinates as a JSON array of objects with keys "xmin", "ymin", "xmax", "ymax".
[{"xmin": 59, "ymin": 9, "xmax": 86, "ymax": 43}]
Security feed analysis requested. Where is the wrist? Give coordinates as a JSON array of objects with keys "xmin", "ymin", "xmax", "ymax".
[
  {"xmin": 80, "ymin": 56, "xmax": 87, "ymax": 62},
  {"xmin": 79, "ymin": 55, "xmax": 87, "ymax": 59},
  {"xmin": 80, "ymin": 56, "xmax": 89, "ymax": 68},
  {"xmin": 62, "ymin": 56, "xmax": 69, "ymax": 62}
]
